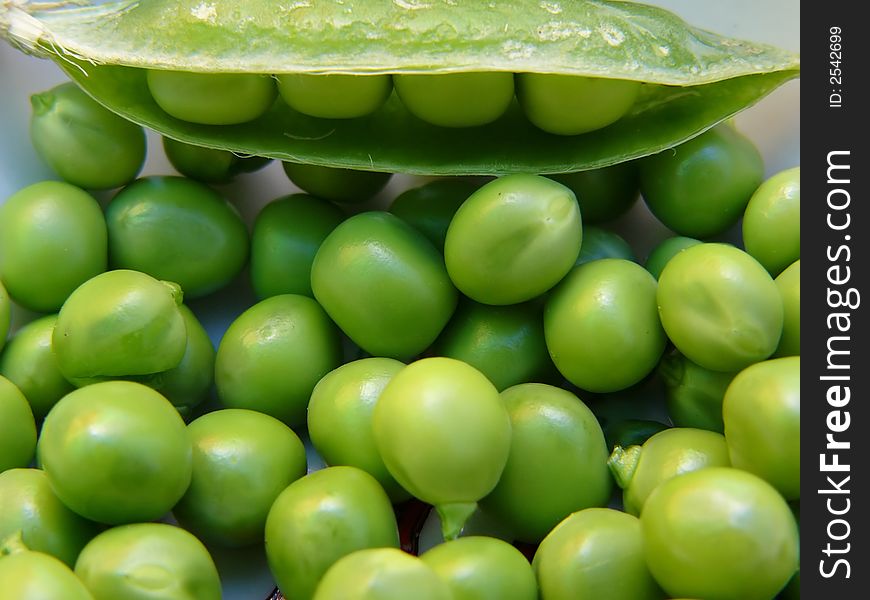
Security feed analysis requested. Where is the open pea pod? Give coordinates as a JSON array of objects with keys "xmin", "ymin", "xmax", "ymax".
[{"xmin": 2, "ymin": 0, "xmax": 799, "ymax": 175}]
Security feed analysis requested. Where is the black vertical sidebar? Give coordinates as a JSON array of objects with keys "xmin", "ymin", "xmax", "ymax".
[{"xmin": 802, "ymin": 3, "xmax": 868, "ymax": 598}]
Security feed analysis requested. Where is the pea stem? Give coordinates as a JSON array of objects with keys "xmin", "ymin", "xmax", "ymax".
[
  {"xmin": 0, "ymin": 531, "xmax": 29, "ymax": 557},
  {"xmin": 607, "ymin": 444, "xmax": 642, "ymax": 490},
  {"xmin": 435, "ymin": 502, "xmax": 477, "ymax": 541}
]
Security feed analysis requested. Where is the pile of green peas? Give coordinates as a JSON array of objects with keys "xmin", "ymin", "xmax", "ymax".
[
  {"xmin": 144, "ymin": 69, "xmax": 642, "ymax": 135},
  {"xmin": 0, "ymin": 75, "xmax": 799, "ymax": 600}
]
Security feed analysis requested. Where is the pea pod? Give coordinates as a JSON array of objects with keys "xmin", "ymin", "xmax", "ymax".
[{"xmin": 2, "ymin": 1, "xmax": 798, "ymax": 174}]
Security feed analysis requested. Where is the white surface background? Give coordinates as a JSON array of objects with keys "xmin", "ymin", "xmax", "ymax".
[{"xmin": 0, "ymin": 2, "xmax": 799, "ymax": 598}]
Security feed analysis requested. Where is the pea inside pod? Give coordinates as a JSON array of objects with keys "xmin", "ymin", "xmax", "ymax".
[{"xmin": 8, "ymin": 0, "xmax": 799, "ymax": 175}]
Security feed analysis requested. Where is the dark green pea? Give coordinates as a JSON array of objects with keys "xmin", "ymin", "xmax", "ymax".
[
  {"xmin": 550, "ymin": 161, "xmax": 640, "ymax": 224},
  {"xmin": 640, "ymin": 125, "xmax": 764, "ymax": 238},
  {"xmin": 162, "ymin": 137, "xmax": 271, "ymax": 184},
  {"xmin": 389, "ymin": 179, "xmax": 478, "ymax": 251},
  {"xmin": 312, "ymin": 212, "xmax": 458, "ymax": 360},
  {"xmin": 644, "ymin": 236, "xmax": 701, "ymax": 279},
  {"xmin": 30, "ymin": 82, "xmax": 145, "ymax": 190},
  {"xmin": 173, "ymin": 409, "xmax": 307, "ymax": 547},
  {"xmin": 214, "ymin": 294, "xmax": 343, "ymax": 427},
  {"xmin": 0, "ymin": 314, "xmax": 74, "ymax": 420},
  {"xmin": 250, "ymin": 194, "xmax": 345, "ymax": 300},
  {"xmin": 106, "ymin": 176, "xmax": 249, "ymax": 299},
  {"xmin": 141, "ymin": 305, "xmax": 215, "ymax": 416},
  {"xmin": 431, "ymin": 299, "xmax": 552, "ymax": 391},
  {"xmin": 283, "ymin": 162, "xmax": 392, "ymax": 204},
  {"xmin": 576, "ymin": 226, "xmax": 635, "ymax": 265},
  {"xmin": 658, "ymin": 351, "xmax": 737, "ymax": 433},
  {"xmin": 604, "ymin": 419, "xmax": 669, "ymax": 451}
]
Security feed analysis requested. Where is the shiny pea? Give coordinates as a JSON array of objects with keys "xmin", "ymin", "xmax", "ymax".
[
  {"xmin": 0, "ymin": 181, "xmax": 107, "ymax": 313},
  {"xmin": 106, "ymin": 176, "xmax": 249, "ymax": 299},
  {"xmin": 30, "ymin": 82, "xmax": 145, "ymax": 190}
]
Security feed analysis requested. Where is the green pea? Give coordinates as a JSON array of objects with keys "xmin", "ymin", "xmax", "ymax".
[
  {"xmin": 373, "ymin": 357, "xmax": 511, "ymax": 540},
  {"xmin": 641, "ymin": 468, "xmax": 798, "ymax": 600},
  {"xmin": 312, "ymin": 212, "xmax": 457, "ymax": 360},
  {"xmin": 314, "ymin": 548, "xmax": 451, "ymax": 600},
  {"xmin": 723, "ymin": 356, "xmax": 800, "ymax": 500},
  {"xmin": 609, "ymin": 428, "xmax": 731, "ymax": 516},
  {"xmin": 775, "ymin": 259, "xmax": 800, "ymax": 357},
  {"xmin": 389, "ymin": 179, "xmax": 478, "ymax": 251},
  {"xmin": 106, "ymin": 176, "xmax": 249, "ymax": 299},
  {"xmin": 30, "ymin": 82, "xmax": 145, "ymax": 190},
  {"xmin": 576, "ymin": 226, "xmax": 635, "ymax": 265},
  {"xmin": 516, "ymin": 74, "xmax": 641, "ymax": 135},
  {"xmin": 656, "ymin": 243, "xmax": 783, "ymax": 372},
  {"xmin": 52, "ymin": 270, "xmax": 187, "ymax": 380},
  {"xmin": 173, "ymin": 409, "xmax": 306, "ymax": 546},
  {"xmin": 534, "ymin": 508, "xmax": 663, "ymax": 600},
  {"xmin": 393, "ymin": 72, "xmax": 514, "ymax": 128},
  {"xmin": 0, "ymin": 315, "xmax": 74, "ymax": 420},
  {"xmin": 283, "ymin": 163, "xmax": 392, "ymax": 204},
  {"xmin": 74, "ymin": 523, "xmax": 221, "ymax": 600},
  {"xmin": 38, "ymin": 381, "xmax": 192, "ymax": 525},
  {"xmin": 0, "ymin": 376, "xmax": 37, "ymax": 473},
  {"xmin": 162, "ymin": 137, "xmax": 271, "ymax": 184},
  {"xmin": 250, "ymin": 194, "xmax": 345, "ymax": 300},
  {"xmin": 264, "ymin": 466, "xmax": 399, "ymax": 600},
  {"xmin": 215, "ymin": 294, "xmax": 342, "ymax": 427},
  {"xmin": 143, "ymin": 305, "xmax": 215, "ymax": 415},
  {"xmin": 644, "ymin": 236, "xmax": 701, "ymax": 279},
  {"xmin": 743, "ymin": 166, "xmax": 800, "ymax": 276},
  {"xmin": 420, "ymin": 536, "xmax": 537, "ymax": 600},
  {"xmin": 444, "ymin": 174, "xmax": 582, "ymax": 305},
  {"xmin": 640, "ymin": 125, "xmax": 764, "ymax": 237},
  {"xmin": 146, "ymin": 70, "xmax": 276, "ymax": 125},
  {"xmin": 431, "ymin": 300, "xmax": 552, "ymax": 392},
  {"xmin": 307, "ymin": 358, "xmax": 409, "ymax": 503},
  {"xmin": 658, "ymin": 351, "xmax": 735, "ymax": 433},
  {"xmin": 277, "ymin": 73, "xmax": 393, "ymax": 119},
  {"xmin": 0, "ymin": 181, "xmax": 107, "ymax": 313},
  {"xmin": 0, "ymin": 281, "xmax": 8, "ymax": 352},
  {"xmin": 0, "ymin": 468, "xmax": 100, "ymax": 567},
  {"xmin": 480, "ymin": 383, "xmax": 611, "ymax": 543},
  {"xmin": 545, "ymin": 259, "xmax": 666, "ymax": 392},
  {"xmin": 549, "ymin": 161, "xmax": 640, "ymax": 223},
  {"xmin": 0, "ymin": 550, "xmax": 94, "ymax": 600}
]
